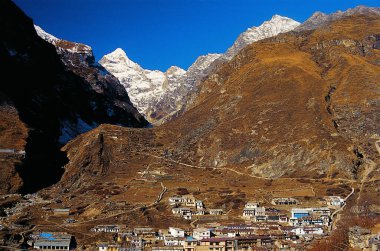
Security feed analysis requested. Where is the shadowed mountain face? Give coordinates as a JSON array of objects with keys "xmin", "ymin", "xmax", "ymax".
[
  {"xmin": 59, "ymin": 13, "xmax": 380, "ymax": 213},
  {"xmin": 0, "ymin": 0, "xmax": 148, "ymax": 194}
]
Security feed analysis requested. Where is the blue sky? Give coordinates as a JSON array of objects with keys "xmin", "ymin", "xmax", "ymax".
[{"xmin": 14, "ymin": 0, "xmax": 379, "ymax": 71}]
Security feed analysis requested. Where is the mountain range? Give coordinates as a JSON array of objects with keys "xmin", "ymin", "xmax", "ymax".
[{"xmin": 99, "ymin": 15, "xmax": 300, "ymax": 124}]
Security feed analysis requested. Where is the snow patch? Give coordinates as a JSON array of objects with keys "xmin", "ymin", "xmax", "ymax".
[{"xmin": 59, "ymin": 116, "xmax": 98, "ymax": 144}]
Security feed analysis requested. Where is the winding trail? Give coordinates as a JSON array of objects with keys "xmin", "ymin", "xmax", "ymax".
[
  {"xmin": 154, "ymin": 182, "xmax": 167, "ymax": 205},
  {"xmin": 331, "ymin": 187, "xmax": 355, "ymax": 219}
]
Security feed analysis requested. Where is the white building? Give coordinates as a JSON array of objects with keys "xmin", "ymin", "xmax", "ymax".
[
  {"xmin": 92, "ymin": 225, "xmax": 121, "ymax": 233},
  {"xmin": 164, "ymin": 236, "xmax": 185, "ymax": 246},
  {"xmin": 324, "ymin": 196, "xmax": 344, "ymax": 207},
  {"xmin": 254, "ymin": 207, "xmax": 266, "ymax": 216},
  {"xmin": 98, "ymin": 244, "xmax": 121, "ymax": 251},
  {"xmin": 168, "ymin": 227, "xmax": 185, "ymax": 238},
  {"xmin": 242, "ymin": 208, "xmax": 256, "ymax": 218},
  {"xmin": 193, "ymin": 228, "xmax": 212, "ymax": 240},
  {"xmin": 291, "ymin": 227, "xmax": 324, "ymax": 236},
  {"xmin": 183, "ymin": 212, "xmax": 192, "ymax": 220},
  {"xmin": 195, "ymin": 200, "xmax": 204, "ymax": 209},
  {"xmin": 34, "ymin": 232, "xmax": 71, "ymax": 250},
  {"xmin": 245, "ymin": 202, "xmax": 259, "ymax": 209},
  {"xmin": 193, "ymin": 209, "xmax": 206, "ymax": 215},
  {"xmin": 209, "ymin": 209, "xmax": 223, "ymax": 215},
  {"xmin": 169, "ymin": 196, "xmax": 185, "ymax": 206}
]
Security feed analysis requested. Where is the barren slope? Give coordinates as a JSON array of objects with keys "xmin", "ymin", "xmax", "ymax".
[{"xmin": 55, "ymin": 14, "xmax": 380, "ymax": 213}]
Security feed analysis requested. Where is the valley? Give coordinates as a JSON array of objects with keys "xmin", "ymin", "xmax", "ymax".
[{"xmin": 0, "ymin": 1, "xmax": 380, "ymax": 250}]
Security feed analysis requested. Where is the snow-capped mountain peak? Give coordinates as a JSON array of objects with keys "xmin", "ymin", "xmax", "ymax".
[
  {"xmin": 100, "ymin": 14, "xmax": 300, "ymax": 124},
  {"xmin": 101, "ymin": 48, "xmax": 141, "ymax": 70},
  {"xmin": 166, "ymin": 66, "xmax": 186, "ymax": 76},
  {"xmin": 224, "ymin": 15, "xmax": 300, "ymax": 60}
]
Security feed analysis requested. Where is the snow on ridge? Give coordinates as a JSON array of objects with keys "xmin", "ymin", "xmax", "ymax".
[
  {"xmin": 223, "ymin": 15, "xmax": 300, "ymax": 60},
  {"xmin": 34, "ymin": 25, "xmax": 92, "ymax": 54},
  {"xmin": 99, "ymin": 15, "xmax": 300, "ymax": 123}
]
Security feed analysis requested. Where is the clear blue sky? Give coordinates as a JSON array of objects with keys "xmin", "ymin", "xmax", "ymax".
[{"xmin": 13, "ymin": 0, "xmax": 379, "ymax": 71}]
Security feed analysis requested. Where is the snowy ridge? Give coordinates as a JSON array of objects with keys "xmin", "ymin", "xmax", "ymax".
[
  {"xmin": 99, "ymin": 15, "xmax": 300, "ymax": 123},
  {"xmin": 34, "ymin": 25, "xmax": 59, "ymax": 44},
  {"xmin": 223, "ymin": 15, "xmax": 300, "ymax": 60},
  {"xmin": 34, "ymin": 25, "xmax": 92, "ymax": 54}
]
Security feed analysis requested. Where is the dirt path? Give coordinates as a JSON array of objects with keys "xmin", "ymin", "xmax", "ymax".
[
  {"xmin": 154, "ymin": 182, "xmax": 167, "ymax": 205},
  {"xmin": 331, "ymin": 187, "xmax": 355, "ymax": 218},
  {"xmin": 131, "ymin": 151, "xmax": 356, "ymax": 183},
  {"xmin": 356, "ymin": 161, "xmax": 377, "ymax": 205}
]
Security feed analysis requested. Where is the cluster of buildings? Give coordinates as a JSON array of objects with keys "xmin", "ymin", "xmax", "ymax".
[
  {"xmin": 95, "ymin": 222, "xmax": 333, "ymax": 251},
  {"xmin": 242, "ymin": 199, "xmax": 336, "ymax": 227},
  {"xmin": 28, "ymin": 196, "xmax": 347, "ymax": 250},
  {"xmin": 169, "ymin": 195, "xmax": 224, "ymax": 220},
  {"xmin": 242, "ymin": 202, "xmax": 288, "ymax": 223}
]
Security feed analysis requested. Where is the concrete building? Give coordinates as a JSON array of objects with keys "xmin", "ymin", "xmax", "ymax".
[
  {"xmin": 254, "ymin": 207, "xmax": 265, "ymax": 216},
  {"xmin": 291, "ymin": 208, "xmax": 310, "ymax": 219},
  {"xmin": 244, "ymin": 202, "xmax": 259, "ymax": 209},
  {"xmin": 169, "ymin": 227, "xmax": 185, "ymax": 238},
  {"xmin": 183, "ymin": 237, "xmax": 197, "ymax": 251},
  {"xmin": 193, "ymin": 228, "xmax": 212, "ymax": 240},
  {"xmin": 195, "ymin": 200, "xmax": 204, "ymax": 210},
  {"xmin": 271, "ymin": 198, "xmax": 298, "ymax": 205},
  {"xmin": 92, "ymin": 225, "xmax": 121, "ymax": 233},
  {"xmin": 152, "ymin": 247, "xmax": 183, "ymax": 251},
  {"xmin": 33, "ymin": 232, "xmax": 72, "ymax": 250},
  {"xmin": 242, "ymin": 208, "xmax": 255, "ymax": 218},
  {"xmin": 324, "ymin": 196, "xmax": 344, "ymax": 207},
  {"xmin": 164, "ymin": 236, "xmax": 185, "ymax": 246},
  {"xmin": 209, "ymin": 209, "xmax": 223, "ymax": 215}
]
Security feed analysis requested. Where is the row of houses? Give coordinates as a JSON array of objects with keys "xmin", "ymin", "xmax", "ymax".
[
  {"xmin": 168, "ymin": 196, "xmax": 204, "ymax": 210},
  {"xmin": 97, "ymin": 223, "xmax": 328, "ymax": 251},
  {"xmin": 169, "ymin": 195, "xmax": 224, "ymax": 220},
  {"xmin": 172, "ymin": 207, "xmax": 224, "ymax": 220}
]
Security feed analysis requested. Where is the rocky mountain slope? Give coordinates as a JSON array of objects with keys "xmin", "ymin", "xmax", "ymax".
[
  {"xmin": 100, "ymin": 15, "xmax": 300, "ymax": 124},
  {"xmin": 98, "ymin": 48, "xmax": 186, "ymax": 121},
  {"xmin": 59, "ymin": 11, "xmax": 380, "ymax": 212},
  {"xmin": 0, "ymin": 0, "xmax": 148, "ymax": 194}
]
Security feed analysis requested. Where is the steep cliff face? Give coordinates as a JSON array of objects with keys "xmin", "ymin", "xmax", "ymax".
[{"xmin": 0, "ymin": 0, "xmax": 148, "ymax": 194}]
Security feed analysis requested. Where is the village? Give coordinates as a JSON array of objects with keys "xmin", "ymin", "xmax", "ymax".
[{"xmin": 17, "ymin": 192, "xmax": 380, "ymax": 251}]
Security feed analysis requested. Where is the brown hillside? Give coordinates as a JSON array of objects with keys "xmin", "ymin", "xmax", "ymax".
[{"xmin": 57, "ymin": 14, "xmax": 380, "ymax": 203}]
